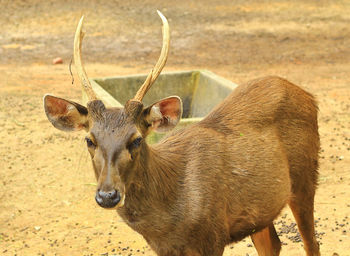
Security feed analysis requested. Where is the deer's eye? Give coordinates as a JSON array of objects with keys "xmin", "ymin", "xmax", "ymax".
[
  {"xmin": 129, "ymin": 137, "xmax": 142, "ymax": 151},
  {"xmin": 85, "ymin": 137, "xmax": 96, "ymax": 148}
]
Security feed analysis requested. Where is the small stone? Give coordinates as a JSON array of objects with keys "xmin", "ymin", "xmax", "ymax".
[{"xmin": 52, "ymin": 57, "xmax": 63, "ymax": 65}]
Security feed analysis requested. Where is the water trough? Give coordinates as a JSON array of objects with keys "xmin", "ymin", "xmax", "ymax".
[{"xmin": 83, "ymin": 70, "xmax": 237, "ymax": 143}]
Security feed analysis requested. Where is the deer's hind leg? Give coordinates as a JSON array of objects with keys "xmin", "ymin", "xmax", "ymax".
[
  {"xmin": 287, "ymin": 149, "xmax": 320, "ymax": 256},
  {"xmin": 288, "ymin": 189, "xmax": 320, "ymax": 256},
  {"xmin": 251, "ymin": 222, "xmax": 281, "ymax": 256}
]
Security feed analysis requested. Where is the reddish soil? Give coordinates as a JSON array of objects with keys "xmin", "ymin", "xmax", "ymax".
[{"xmin": 1, "ymin": 1, "xmax": 349, "ymax": 255}]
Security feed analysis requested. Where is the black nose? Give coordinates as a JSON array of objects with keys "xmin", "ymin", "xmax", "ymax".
[{"xmin": 95, "ymin": 189, "xmax": 121, "ymax": 208}]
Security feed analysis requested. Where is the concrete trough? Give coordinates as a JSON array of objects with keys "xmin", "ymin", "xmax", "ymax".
[{"xmin": 83, "ymin": 70, "xmax": 237, "ymax": 143}]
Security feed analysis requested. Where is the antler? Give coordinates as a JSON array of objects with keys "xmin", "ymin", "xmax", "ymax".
[
  {"xmin": 133, "ymin": 10, "xmax": 170, "ymax": 102},
  {"xmin": 74, "ymin": 16, "xmax": 98, "ymax": 101}
]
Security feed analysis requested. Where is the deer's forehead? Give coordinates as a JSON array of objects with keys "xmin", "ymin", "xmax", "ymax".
[
  {"xmin": 88, "ymin": 105, "xmax": 131, "ymax": 126},
  {"xmin": 87, "ymin": 102, "xmax": 143, "ymax": 143},
  {"xmin": 89, "ymin": 113, "xmax": 138, "ymax": 145},
  {"xmin": 91, "ymin": 121, "xmax": 135, "ymax": 136}
]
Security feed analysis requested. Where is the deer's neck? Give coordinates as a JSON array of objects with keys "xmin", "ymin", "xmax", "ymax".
[
  {"xmin": 142, "ymin": 142, "xmax": 185, "ymax": 200},
  {"xmin": 120, "ymin": 141, "xmax": 186, "ymax": 224}
]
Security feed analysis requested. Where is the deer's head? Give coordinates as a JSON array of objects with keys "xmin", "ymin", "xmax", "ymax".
[{"xmin": 43, "ymin": 11, "xmax": 182, "ymax": 209}]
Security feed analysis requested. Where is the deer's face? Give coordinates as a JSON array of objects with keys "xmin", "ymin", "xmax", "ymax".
[
  {"xmin": 85, "ymin": 101, "xmax": 139, "ymax": 209},
  {"xmin": 44, "ymin": 96, "xmax": 182, "ymax": 209}
]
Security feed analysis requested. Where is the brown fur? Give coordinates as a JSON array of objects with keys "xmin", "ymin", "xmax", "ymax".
[
  {"xmin": 95, "ymin": 76, "xmax": 320, "ymax": 255},
  {"xmin": 44, "ymin": 76, "xmax": 320, "ymax": 256}
]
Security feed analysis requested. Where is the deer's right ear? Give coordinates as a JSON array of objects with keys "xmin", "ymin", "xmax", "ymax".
[{"xmin": 43, "ymin": 94, "xmax": 89, "ymax": 132}]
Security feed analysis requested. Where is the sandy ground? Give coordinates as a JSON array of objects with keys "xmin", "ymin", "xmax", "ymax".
[{"xmin": 0, "ymin": 0, "xmax": 349, "ymax": 255}]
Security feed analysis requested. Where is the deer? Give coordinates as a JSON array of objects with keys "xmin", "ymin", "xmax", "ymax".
[{"xmin": 43, "ymin": 11, "xmax": 320, "ymax": 256}]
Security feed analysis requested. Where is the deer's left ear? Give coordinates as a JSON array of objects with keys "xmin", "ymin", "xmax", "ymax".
[
  {"xmin": 143, "ymin": 96, "xmax": 183, "ymax": 133},
  {"xmin": 43, "ymin": 94, "xmax": 89, "ymax": 132}
]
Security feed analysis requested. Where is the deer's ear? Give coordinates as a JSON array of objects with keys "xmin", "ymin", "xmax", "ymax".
[
  {"xmin": 43, "ymin": 94, "xmax": 89, "ymax": 132},
  {"xmin": 143, "ymin": 96, "xmax": 182, "ymax": 133}
]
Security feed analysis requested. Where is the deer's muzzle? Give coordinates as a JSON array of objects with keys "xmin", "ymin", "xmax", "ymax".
[{"xmin": 95, "ymin": 189, "xmax": 121, "ymax": 209}]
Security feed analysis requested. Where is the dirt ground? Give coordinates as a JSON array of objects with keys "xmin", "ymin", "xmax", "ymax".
[{"xmin": 0, "ymin": 0, "xmax": 349, "ymax": 255}]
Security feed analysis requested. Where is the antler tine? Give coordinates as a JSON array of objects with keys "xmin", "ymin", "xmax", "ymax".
[
  {"xmin": 74, "ymin": 16, "xmax": 98, "ymax": 101},
  {"xmin": 133, "ymin": 10, "xmax": 170, "ymax": 102}
]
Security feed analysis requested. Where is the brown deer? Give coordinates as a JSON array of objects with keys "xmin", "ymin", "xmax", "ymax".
[{"xmin": 43, "ymin": 11, "xmax": 320, "ymax": 256}]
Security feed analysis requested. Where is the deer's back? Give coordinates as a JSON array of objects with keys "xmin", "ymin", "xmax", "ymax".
[
  {"xmin": 201, "ymin": 76, "xmax": 317, "ymax": 130},
  {"xmin": 197, "ymin": 75, "xmax": 320, "ymax": 196}
]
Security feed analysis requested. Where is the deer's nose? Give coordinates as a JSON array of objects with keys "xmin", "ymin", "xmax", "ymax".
[{"xmin": 95, "ymin": 189, "xmax": 120, "ymax": 208}]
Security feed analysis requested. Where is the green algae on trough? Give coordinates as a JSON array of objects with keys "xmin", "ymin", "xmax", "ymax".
[{"xmin": 82, "ymin": 70, "xmax": 237, "ymax": 144}]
